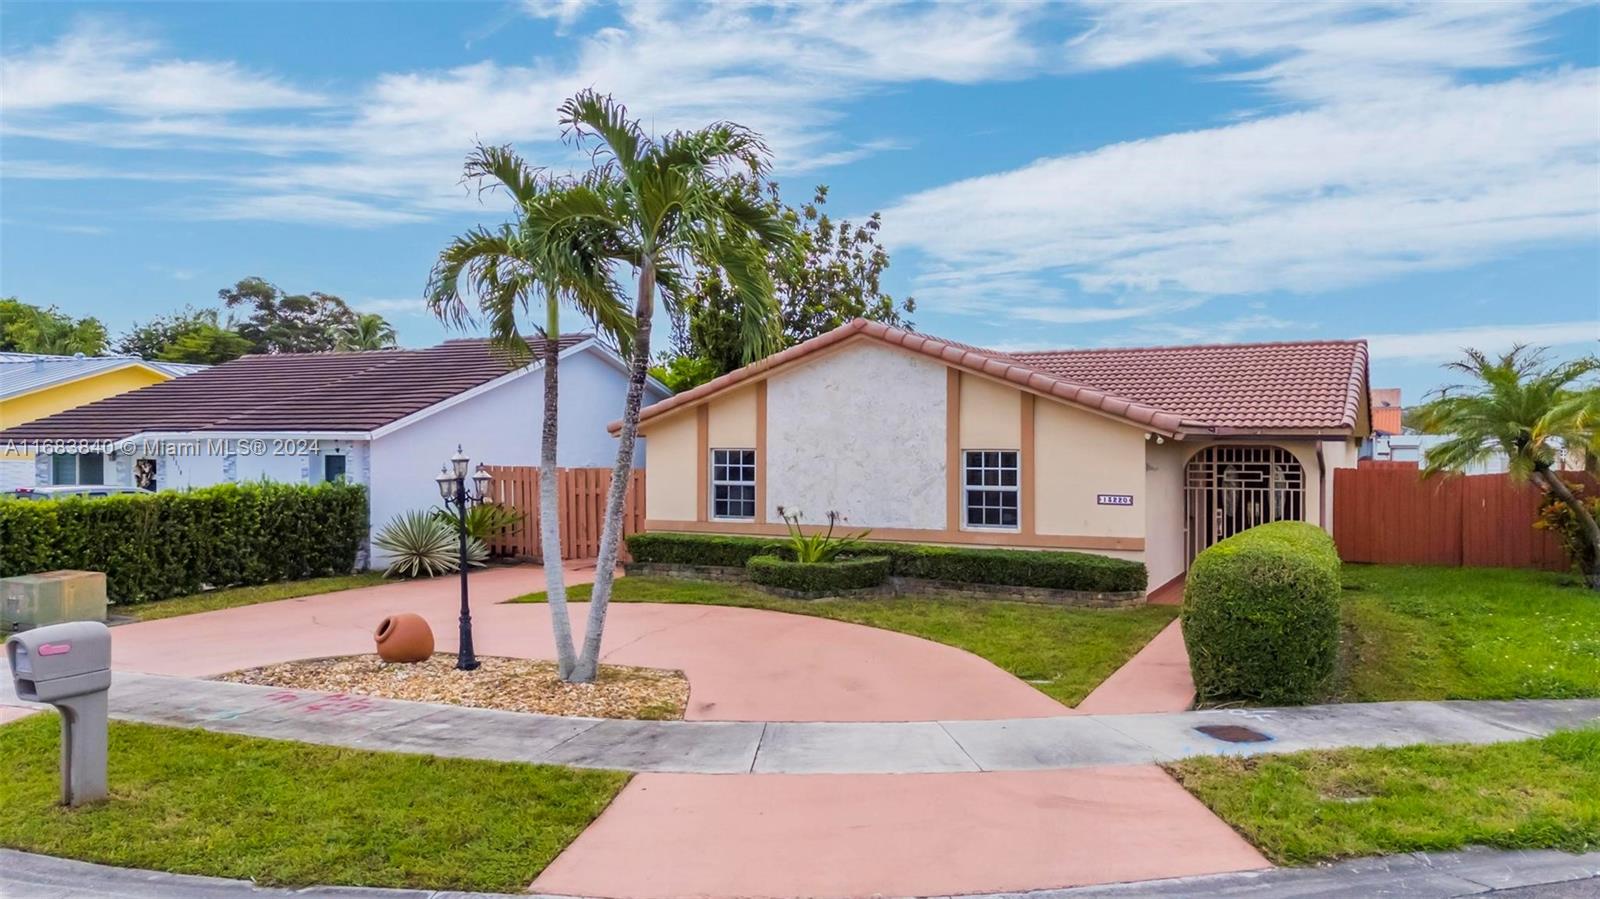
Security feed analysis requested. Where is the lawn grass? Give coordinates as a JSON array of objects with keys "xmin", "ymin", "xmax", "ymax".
[
  {"xmin": 0, "ymin": 715, "xmax": 626, "ymax": 892},
  {"xmin": 511, "ymin": 577, "xmax": 1177, "ymax": 707},
  {"xmin": 1168, "ymin": 729, "xmax": 1600, "ymax": 865},
  {"xmin": 1336, "ymin": 565, "xmax": 1600, "ymax": 702},
  {"xmin": 119, "ymin": 572, "xmax": 388, "ymax": 622}
]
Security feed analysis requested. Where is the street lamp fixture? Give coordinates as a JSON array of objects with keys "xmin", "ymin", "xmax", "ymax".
[{"xmin": 438, "ymin": 445, "xmax": 490, "ymax": 671}]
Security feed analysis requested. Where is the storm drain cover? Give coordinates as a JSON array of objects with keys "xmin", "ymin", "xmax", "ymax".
[{"xmin": 1194, "ymin": 724, "xmax": 1273, "ymax": 744}]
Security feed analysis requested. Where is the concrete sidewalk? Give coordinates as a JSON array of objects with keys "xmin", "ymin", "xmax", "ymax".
[
  {"xmin": 4, "ymin": 846, "xmax": 1597, "ymax": 899},
  {"xmin": 7, "ymin": 669, "xmax": 1596, "ymax": 774}
]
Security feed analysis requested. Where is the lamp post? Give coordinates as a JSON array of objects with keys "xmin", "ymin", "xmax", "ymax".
[{"xmin": 436, "ymin": 446, "xmax": 494, "ymax": 672}]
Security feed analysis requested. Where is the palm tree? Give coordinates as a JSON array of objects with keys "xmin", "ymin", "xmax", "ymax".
[
  {"xmin": 523, "ymin": 91, "xmax": 793, "ymax": 682},
  {"xmin": 427, "ymin": 143, "xmax": 631, "ymax": 679},
  {"xmin": 336, "ymin": 313, "xmax": 398, "ymax": 351},
  {"xmin": 1418, "ymin": 346, "xmax": 1600, "ymax": 588}
]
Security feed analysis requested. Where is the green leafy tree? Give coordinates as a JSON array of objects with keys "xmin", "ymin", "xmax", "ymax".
[
  {"xmin": 220, "ymin": 277, "xmax": 360, "ymax": 354},
  {"xmin": 663, "ymin": 183, "xmax": 913, "ymax": 389},
  {"xmin": 521, "ymin": 90, "xmax": 793, "ymax": 682},
  {"xmin": 427, "ymin": 142, "xmax": 631, "ymax": 680},
  {"xmin": 0, "ymin": 298, "xmax": 108, "ymax": 356},
  {"xmin": 118, "ymin": 307, "xmax": 250, "ymax": 364},
  {"xmin": 1418, "ymin": 346, "xmax": 1600, "ymax": 588},
  {"xmin": 335, "ymin": 312, "xmax": 399, "ymax": 351}
]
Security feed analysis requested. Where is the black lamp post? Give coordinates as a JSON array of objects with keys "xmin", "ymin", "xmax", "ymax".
[{"xmin": 436, "ymin": 446, "xmax": 493, "ymax": 672}]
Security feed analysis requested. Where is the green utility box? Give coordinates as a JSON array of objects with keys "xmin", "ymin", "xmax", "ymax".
[{"xmin": 1, "ymin": 571, "xmax": 109, "ymax": 634}]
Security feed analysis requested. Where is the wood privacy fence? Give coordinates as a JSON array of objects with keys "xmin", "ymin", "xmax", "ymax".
[
  {"xmin": 478, "ymin": 466, "xmax": 645, "ymax": 561},
  {"xmin": 1333, "ymin": 467, "xmax": 1596, "ymax": 570}
]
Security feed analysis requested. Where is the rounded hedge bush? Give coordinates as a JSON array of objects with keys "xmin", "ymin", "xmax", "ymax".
[
  {"xmin": 746, "ymin": 554, "xmax": 890, "ymax": 596},
  {"xmin": 1181, "ymin": 521, "xmax": 1341, "ymax": 706}
]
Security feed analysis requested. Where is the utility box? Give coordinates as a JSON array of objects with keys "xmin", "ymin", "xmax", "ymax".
[{"xmin": 1, "ymin": 571, "xmax": 108, "ymax": 634}]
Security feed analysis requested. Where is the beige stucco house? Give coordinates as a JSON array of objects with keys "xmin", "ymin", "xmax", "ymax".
[{"xmin": 621, "ymin": 319, "xmax": 1370, "ymax": 594}]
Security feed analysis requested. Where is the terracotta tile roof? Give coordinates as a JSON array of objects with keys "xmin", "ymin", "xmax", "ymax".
[
  {"xmin": 1370, "ymin": 387, "xmax": 1403, "ymax": 435},
  {"xmin": 0, "ymin": 335, "xmax": 589, "ymax": 443},
  {"xmin": 1010, "ymin": 340, "xmax": 1370, "ymax": 432},
  {"xmin": 621, "ymin": 320, "xmax": 1368, "ymax": 437}
]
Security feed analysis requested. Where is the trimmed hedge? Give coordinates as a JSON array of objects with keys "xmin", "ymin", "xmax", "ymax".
[
  {"xmin": 625, "ymin": 532, "xmax": 1146, "ymax": 593},
  {"xmin": 1181, "ymin": 521, "xmax": 1341, "ymax": 706},
  {"xmin": 0, "ymin": 482, "xmax": 368, "ymax": 604},
  {"xmin": 746, "ymin": 554, "xmax": 891, "ymax": 595}
]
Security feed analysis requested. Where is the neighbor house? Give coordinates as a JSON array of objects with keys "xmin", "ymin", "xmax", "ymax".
[
  {"xmin": 0, "ymin": 352, "xmax": 205, "ymax": 488},
  {"xmin": 620, "ymin": 319, "xmax": 1370, "ymax": 592},
  {"xmin": 0, "ymin": 336, "xmax": 670, "ymax": 559}
]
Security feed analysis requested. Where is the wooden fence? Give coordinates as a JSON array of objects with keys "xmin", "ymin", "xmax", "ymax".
[
  {"xmin": 1333, "ymin": 467, "xmax": 1595, "ymax": 570},
  {"xmin": 478, "ymin": 466, "xmax": 645, "ymax": 562}
]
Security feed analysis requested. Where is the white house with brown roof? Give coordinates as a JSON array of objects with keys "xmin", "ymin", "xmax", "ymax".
[
  {"xmin": 1, "ymin": 336, "xmax": 669, "ymax": 564},
  {"xmin": 621, "ymin": 318, "xmax": 1370, "ymax": 593}
]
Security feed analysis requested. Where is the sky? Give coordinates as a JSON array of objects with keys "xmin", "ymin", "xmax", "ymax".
[{"xmin": 1, "ymin": 0, "xmax": 1597, "ymax": 403}]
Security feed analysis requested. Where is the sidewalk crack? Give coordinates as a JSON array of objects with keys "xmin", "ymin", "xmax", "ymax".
[{"xmin": 938, "ymin": 721, "xmax": 987, "ymax": 772}]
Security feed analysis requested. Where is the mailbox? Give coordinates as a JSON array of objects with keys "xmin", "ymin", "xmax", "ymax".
[{"xmin": 6, "ymin": 621, "xmax": 112, "ymax": 806}]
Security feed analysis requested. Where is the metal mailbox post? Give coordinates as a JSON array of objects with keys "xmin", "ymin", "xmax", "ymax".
[{"xmin": 6, "ymin": 621, "xmax": 112, "ymax": 806}]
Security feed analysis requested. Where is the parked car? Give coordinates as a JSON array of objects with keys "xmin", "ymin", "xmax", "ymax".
[{"xmin": 5, "ymin": 485, "xmax": 153, "ymax": 500}]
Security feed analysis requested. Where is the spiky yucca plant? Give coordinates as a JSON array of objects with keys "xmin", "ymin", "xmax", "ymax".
[{"xmin": 374, "ymin": 510, "xmax": 488, "ymax": 579}]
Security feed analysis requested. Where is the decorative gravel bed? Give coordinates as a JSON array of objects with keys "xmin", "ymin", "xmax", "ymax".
[{"xmin": 217, "ymin": 654, "xmax": 688, "ymax": 720}]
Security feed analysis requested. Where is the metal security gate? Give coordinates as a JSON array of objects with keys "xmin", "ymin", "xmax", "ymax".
[{"xmin": 1184, "ymin": 445, "xmax": 1305, "ymax": 563}]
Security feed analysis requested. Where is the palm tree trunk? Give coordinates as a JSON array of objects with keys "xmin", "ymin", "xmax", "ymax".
[
  {"xmin": 1537, "ymin": 467, "xmax": 1600, "ymax": 589},
  {"xmin": 570, "ymin": 261, "xmax": 656, "ymax": 682},
  {"xmin": 539, "ymin": 314, "xmax": 579, "ymax": 677}
]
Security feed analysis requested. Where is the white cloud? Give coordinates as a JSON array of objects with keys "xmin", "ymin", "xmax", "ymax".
[
  {"xmin": 0, "ymin": 19, "xmax": 325, "ymax": 114},
  {"xmin": 885, "ymin": 69, "xmax": 1599, "ymax": 300},
  {"xmin": 356, "ymin": 298, "xmax": 431, "ymax": 317},
  {"xmin": 1067, "ymin": 1, "xmax": 1562, "ymax": 103},
  {"xmin": 1365, "ymin": 321, "xmax": 1600, "ymax": 363}
]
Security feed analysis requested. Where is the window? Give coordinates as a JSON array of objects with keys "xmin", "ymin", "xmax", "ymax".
[
  {"xmin": 51, "ymin": 453, "xmax": 104, "ymax": 486},
  {"xmin": 323, "ymin": 454, "xmax": 347, "ymax": 484},
  {"xmin": 711, "ymin": 448, "xmax": 756, "ymax": 519},
  {"xmin": 964, "ymin": 450, "xmax": 1019, "ymax": 529}
]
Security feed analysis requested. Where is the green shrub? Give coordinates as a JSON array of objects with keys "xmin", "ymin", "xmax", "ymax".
[
  {"xmin": 376, "ymin": 510, "xmax": 488, "ymax": 579},
  {"xmin": 625, "ymin": 532, "xmax": 1147, "ymax": 592},
  {"xmin": 746, "ymin": 554, "xmax": 890, "ymax": 595},
  {"xmin": 1182, "ymin": 521, "xmax": 1341, "ymax": 706},
  {"xmin": 626, "ymin": 532, "xmax": 785, "ymax": 567},
  {"xmin": 0, "ymin": 482, "xmax": 367, "ymax": 604}
]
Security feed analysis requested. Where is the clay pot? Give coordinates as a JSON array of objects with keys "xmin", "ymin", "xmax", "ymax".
[{"xmin": 374, "ymin": 613, "xmax": 434, "ymax": 663}]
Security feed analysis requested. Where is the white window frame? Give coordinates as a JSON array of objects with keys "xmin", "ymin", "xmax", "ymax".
[
  {"xmin": 710, "ymin": 448, "xmax": 757, "ymax": 521},
  {"xmin": 962, "ymin": 449, "xmax": 1021, "ymax": 530}
]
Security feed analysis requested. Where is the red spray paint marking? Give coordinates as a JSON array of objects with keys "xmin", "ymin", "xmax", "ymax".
[{"xmin": 38, "ymin": 643, "xmax": 71, "ymax": 656}]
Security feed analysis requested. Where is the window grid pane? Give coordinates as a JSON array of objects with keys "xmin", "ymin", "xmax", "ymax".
[
  {"xmin": 963, "ymin": 450, "xmax": 1019, "ymax": 529},
  {"xmin": 711, "ymin": 448, "xmax": 757, "ymax": 519},
  {"xmin": 79, "ymin": 454, "xmax": 104, "ymax": 485}
]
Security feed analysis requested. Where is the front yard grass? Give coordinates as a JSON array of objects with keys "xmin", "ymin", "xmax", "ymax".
[
  {"xmin": 1168, "ymin": 729, "xmax": 1600, "ymax": 865},
  {"xmin": 511, "ymin": 576, "xmax": 1177, "ymax": 707},
  {"xmin": 120, "ymin": 572, "xmax": 388, "ymax": 622},
  {"xmin": 0, "ymin": 715, "xmax": 626, "ymax": 892},
  {"xmin": 1336, "ymin": 565, "xmax": 1600, "ymax": 702}
]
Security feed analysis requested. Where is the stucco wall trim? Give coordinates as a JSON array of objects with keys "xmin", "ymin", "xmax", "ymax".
[{"xmin": 643, "ymin": 518, "xmax": 1145, "ymax": 552}]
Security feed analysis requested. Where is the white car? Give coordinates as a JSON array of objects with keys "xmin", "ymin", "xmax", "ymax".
[{"xmin": 6, "ymin": 485, "xmax": 153, "ymax": 500}]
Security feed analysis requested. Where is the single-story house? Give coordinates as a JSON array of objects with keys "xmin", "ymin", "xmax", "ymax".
[
  {"xmin": 0, "ymin": 335, "xmax": 670, "ymax": 561},
  {"xmin": 0, "ymin": 352, "xmax": 205, "ymax": 488},
  {"xmin": 618, "ymin": 318, "xmax": 1370, "ymax": 593}
]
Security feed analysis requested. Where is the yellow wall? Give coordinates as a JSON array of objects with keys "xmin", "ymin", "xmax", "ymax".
[
  {"xmin": 0, "ymin": 365, "xmax": 170, "ymax": 430},
  {"xmin": 707, "ymin": 385, "xmax": 758, "ymax": 449},
  {"xmin": 641, "ymin": 411, "xmax": 698, "ymax": 521},
  {"xmin": 1032, "ymin": 397, "xmax": 1147, "ymax": 538},
  {"xmin": 958, "ymin": 373, "xmax": 1021, "ymax": 449}
]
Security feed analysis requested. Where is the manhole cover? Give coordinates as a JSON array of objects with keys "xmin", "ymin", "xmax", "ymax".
[{"xmin": 1194, "ymin": 724, "xmax": 1273, "ymax": 743}]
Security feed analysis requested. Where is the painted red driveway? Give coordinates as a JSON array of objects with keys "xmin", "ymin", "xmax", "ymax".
[{"xmin": 107, "ymin": 565, "xmax": 1068, "ymax": 722}]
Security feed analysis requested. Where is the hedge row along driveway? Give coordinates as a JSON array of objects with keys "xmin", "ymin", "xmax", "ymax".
[{"xmin": 0, "ymin": 482, "xmax": 367, "ymax": 603}]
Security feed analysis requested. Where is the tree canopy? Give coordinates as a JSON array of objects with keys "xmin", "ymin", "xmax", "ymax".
[
  {"xmin": 655, "ymin": 182, "xmax": 913, "ymax": 391},
  {"xmin": 117, "ymin": 279, "xmax": 395, "ymax": 362},
  {"xmin": 0, "ymin": 298, "xmax": 108, "ymax": 356},
  {"xmin": 221, "ymin": 277, "xmax": 361, "ymax": 354}
]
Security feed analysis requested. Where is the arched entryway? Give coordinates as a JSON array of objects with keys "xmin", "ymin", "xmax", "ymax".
[{"xmin": 1184, "ymin": 445, "xmax": 1306, "ymax": 563}]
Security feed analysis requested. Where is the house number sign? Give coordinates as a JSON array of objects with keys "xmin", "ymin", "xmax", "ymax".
[{"xmin": 1096, "ymin": 494, "xmax": 1135, "ymax": 506}]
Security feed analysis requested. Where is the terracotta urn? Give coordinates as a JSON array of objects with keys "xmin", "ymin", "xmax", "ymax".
[{"xmin": 374, "ymin": 613, "xmax": 434, "ymax": 663}]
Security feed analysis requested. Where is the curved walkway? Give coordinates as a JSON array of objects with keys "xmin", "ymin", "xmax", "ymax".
[{"xmin": 105, "ymin": 565, "xmax": 1068, "ymax": 722}]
